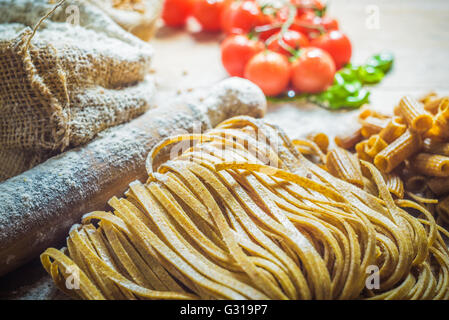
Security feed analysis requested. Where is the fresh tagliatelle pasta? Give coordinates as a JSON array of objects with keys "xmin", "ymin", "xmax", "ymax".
[{"xmin": 41, "ymin": 116, "xmax": 449, "ymax": 300}]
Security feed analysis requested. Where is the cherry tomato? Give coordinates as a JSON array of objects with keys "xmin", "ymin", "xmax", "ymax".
[
  {"xmin": 244, "ymin": 51, "xmax": 291, "ymax": 96},
  {"xmin": 221, "ymin": 0, "xmax": 264, "ymax": 34},
  {"xmin": 162, "ymin": 0, "xmax": 194, "ymax": 27},
  {"xmin": 193, "ymin": 0, "xmax": 225, "ymax": 31},
  {"xmin": 292, "ymin": 0, "xmax": 325, "ymax": 17},
  {"xmin": 310, "ymin": 30, "xmax": 352, "ymax": 69},
  {"xmin": 320, "ymin": 16, "xmax": 339, "ymax": 31},
  {"xmin": 267, "ymin": 30, "xmax": 309, "ymax": 56},
  {"xmin": 291, "ymin": 11, "xmax": 323, "ymax": 39},
  {"xmin": 221, "ymin": 34, "xmax": 264, "ymax": 77},
  {"xmin": 256, "ymin": 8, "xmax": 285, "ymax": 41},
  {"xmin": 291, "ymin": 47, "xmax": 336, "ymax": 93}
]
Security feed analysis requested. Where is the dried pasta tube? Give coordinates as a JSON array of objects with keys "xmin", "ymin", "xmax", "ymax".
[
  {"xmin": 359, "ymin": 117, "xmax": 389, "ymax": 138},
  {"xmin": 428, "ymin": 177, "xmax": 449, "ymax": 196},
  {"xmin": 366, "ymin": 135, "xmax": 388, "ymax": 158},
  {"xmin": 335, "ymin": 126, "xmax": 363, "ymax": 150},
  {"xmin": 355, "ymin": 141, "xmax": 373, "ymax": 162},
  {"xmin": 358, "ymin": 106, "xmax": 388, "ymax": 121},
  {"xmin": 307, "ymin": 132, "xmax": 329, "ymax": 154},
  {"xmin": 410, "ymin": 153, "xmax": 449, "ymax": 177},
  {"xmin": 437, "ymin": 98, "xmax": 449, "ymax": 115},
  {"xmin": 394, "ymin": 96, "xmax": 434, "ymax": 133},
  {"xmin": 423, "ymin": 139, "xmax": 449, "ymax": 156},
  {"xmin": 379, "ymin": 117, "xmax": 407, "ymax": 143},
  {"xmin": 374, "ymin": 130, "xmax": 422, "ymax": 173},
  {"xmin": 424, "ymin": 97, "xmax": 446, "ymax": 114},
  {"xmin": 326, "ymin": 147, "xmax": 364, "ymax": 187},
  {"xmin": 405, "ymin": 175, "xmax": 428, "ymax": 193},
  {"xmin": 426, "ymin": 98, "xmax": 449, "ymax": 140},
  {"xmin": 420, "ymin": 91, "xmax": 437, "ymax": 104}
]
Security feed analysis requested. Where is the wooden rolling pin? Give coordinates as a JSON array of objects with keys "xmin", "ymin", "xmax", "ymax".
[{"xmin": 0, "ymin": 77, "xmax": 266, "ymax": 276}]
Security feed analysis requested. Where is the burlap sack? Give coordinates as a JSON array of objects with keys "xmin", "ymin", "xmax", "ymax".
[{"xmin": 0, "ymin": 0, "xmax": 156, "ymax": 181}]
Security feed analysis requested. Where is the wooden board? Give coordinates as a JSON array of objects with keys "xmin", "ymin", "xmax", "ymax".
[{"xmin": 1, "ymin": 0, "xmax": 449, "ymax": 299}]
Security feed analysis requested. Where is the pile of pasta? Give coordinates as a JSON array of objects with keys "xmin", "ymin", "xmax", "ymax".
[
  {"xmin": 326, "ymin": 94, "xmax": 449, "ymax": 224},
  {"xmin": 41, "ymin": 116, "xmax": 449, "ymax": 300}
]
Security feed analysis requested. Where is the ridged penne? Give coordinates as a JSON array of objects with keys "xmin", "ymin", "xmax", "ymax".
[
  {"xmin": 423, "ymin": 139, "xmax": 449, "ymax": 156},
  {"xmin": 394, "ymin": 96, "xmax": 434, "ymax": 133},
  {"xmin": 355, "ymin": 140, "xmax": 373, "ymax": 162},
  {"xmin": 379, "ymin": 117, "xmax": 407, "ymax": 143},
  {"xmin": 405, "ymin": 175, "xmax": 428, "ymax": 193},
  {"xmin": 419, "ymin": 91, "xmax": 437, "ymax": 105},
  {"xmin": 410, "ymin": 153, "xmax": 449, "ymax": 177},
  {"xmin": 374, "ymin": 129, "xmax": 422, "ymax": 173},
  {"xmin": 359, "ymin": 116, "xmax": 389, "ymax": 138},
  {"xmin": 424, "ymin": 96, "xmax": 446, "ymax": 114},
  {"xmin": 426, "ymin": 98, "xmax": 449, "ymax": 140},
  {"xmin": 427, "ymin": 177, "xmax": 449, "ymax": 196},
  {"xmin": 335, "ymin": 126, "xmax": 363, "ymax": 150},
  {"xmin": 358, "ymin": 106, "xmax": 389, "ymax": 121},
  {"xmin": 365, "ymin": 135, "xmax": 388, "ymax": 158},
  {"xmin": 326, "ymin": 147, "xmax": 364, "ymax": 187}
]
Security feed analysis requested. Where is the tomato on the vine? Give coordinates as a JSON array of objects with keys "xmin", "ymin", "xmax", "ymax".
[
  {"xmin": 193, "ymin": 0, "xmax": 226, "ymax": 31},
  {"xmin": 291, "ymin": 47, "xmax": 336, "ymax": 93},
  {"xmin": 310, "ymin": 30, "xmax": 352, "ymax": 69},
  {"xmin": 291, "ymin": 11, "xmax": 323, "ymax": 39},
  {"xmin": 267, "ymin": 30, "xmax": 309, "ymax": 56},
  {"xmin": 221, "ymin": 0, "xmax": 265, "ymax": 34},
  {"xmin": 244, "ymin": 51, "xmax": 291, "ymax": 96},
  {"xmin": 292, "ymin": 0, "xmax": 326, "ymax": 17},
  {"xmin": 320, "ymin": 16, "xmax": 339, "ymax": 31},
  {"xmin": 221, "ymin": 34, "xmax": 264, "ymax": 77},
  {"xmin": 162, "ymin": 0, "xmax": 194, "ymax": 27}
]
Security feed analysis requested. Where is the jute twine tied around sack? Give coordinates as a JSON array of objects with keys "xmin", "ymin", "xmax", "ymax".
[{"xmin": 0, "ymin": 0, "xmax": 155, "ymax": 181}]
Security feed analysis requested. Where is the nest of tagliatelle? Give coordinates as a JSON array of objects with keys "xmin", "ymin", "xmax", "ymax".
[{"xmin": 41, "ymin": 116, "xmax": 449, "ymax": 300}]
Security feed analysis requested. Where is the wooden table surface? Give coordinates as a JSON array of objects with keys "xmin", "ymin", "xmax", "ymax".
[{"xmin": 1, "ymin": 0, "xmax": 449, "ymax": 299}]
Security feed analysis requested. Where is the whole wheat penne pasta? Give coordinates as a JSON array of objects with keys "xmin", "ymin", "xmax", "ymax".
[
  {"xmin": 427, "ymin": 98, "xmax": 449, "ymax": 140},
  {"xmin": 335, "ymin": 126, "xmax": 363, "ymax": 150},
  {"xmin": 410, "ymin": 153, "xmax": 449, "ymax": 177},
  {"xmin": 355, "ymin": 140, "xmax": 373, "ymax": 162},
  {"xmin": 423, "ymin": 139, "xmax": 449, "ymax": 156},
  {"xmin": 419, "ymin": 91, "xmax": 437, "ymax": 105},
  {"xmin": 374, "ymin": 129, "xmax": 422, "ymax": 173},
  {"xmin": 437, "ymin": 97, "xmax": 449, "ymax": 115},
  {"xmin": 358, "ymin": 106, "xmax": 374, "ymax": 120},
  {"xmin": 394, "ymin": 96, "xmax": 433, "ymax": 133},
  {"xmin": 307, "ymin": 132, "xmax": 329, "ymax": 154},
  {"xmin": 379, "ymin": 117, "xmax": 407, "ymax": 143},
  {"xmin": 326, "ymin": 147, "xmax": 364, "ymax": 187},
  {"xmin": 427, "ymin": 177, "xmax": 449, "ymax": 196},
  {"xmin": 366, "ymin": 135, "xmax": 388, "ymax": 158},
  {"xmin": 405, "ymin": 175, "xmax": 428, "ymax": 193},
  {"xmin": 382, "ymin": 172, "xmax": 404, "ymax": 198},
  {"xmin": 358, "ymin": 106, "xmax": 389, "ymax": 120},
  {"xmin": 425, "ymin": 125, "xmax": 448, "ymax": 141},
  {"xmin": 359, "ymin": 117, "xmax": 389, "ymax": 138},
  {"xmin": 424, "ymin": 96, "xmax": 446, "ymax": 114}
]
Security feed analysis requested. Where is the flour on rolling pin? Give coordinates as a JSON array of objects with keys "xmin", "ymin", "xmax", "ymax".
[{"xmin": 0, "ymin": 77, "xmax": 266, "ymax": 276}]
